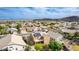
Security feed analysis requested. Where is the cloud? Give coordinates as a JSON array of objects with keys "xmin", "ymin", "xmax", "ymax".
[{"xmin": 0, "ymin": 7, "xmax": 79, "ymax": 19}]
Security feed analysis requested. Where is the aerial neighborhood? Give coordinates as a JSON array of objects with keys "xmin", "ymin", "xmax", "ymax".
[{"xmin": 0, "ymin": 16, "xmax": 79, "ymax": 51}]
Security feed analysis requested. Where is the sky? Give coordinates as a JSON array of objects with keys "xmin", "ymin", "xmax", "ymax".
[{"xmin": 0, "ymin": 7, "xmax": 79, "ymax": 20}]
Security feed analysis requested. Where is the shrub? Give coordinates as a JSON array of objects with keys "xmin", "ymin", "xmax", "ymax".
[
  {"xmin": 24, "ymin": 45, "xmax": 31, "ymax": 51},
  {"xmin": 43, "ymin": 45, "xmax": 49, "ymax": 51},
  {"xmin": 49, "ymin": 40, "xmax": 63, "ymax": 51},
  {"xmin": 34, "ymin": 43, "xmax": 44, "ymax": 51}
]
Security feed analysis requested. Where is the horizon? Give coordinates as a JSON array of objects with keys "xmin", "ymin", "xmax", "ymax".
[{"xmin": 0, "ymin": 7, "xmax": 79, "ymax": 20}]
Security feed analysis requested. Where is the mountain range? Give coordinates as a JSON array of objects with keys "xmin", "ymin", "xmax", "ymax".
[{"xmin": 33, "ymin": 16, "xmax": 79, "ymax": 22}]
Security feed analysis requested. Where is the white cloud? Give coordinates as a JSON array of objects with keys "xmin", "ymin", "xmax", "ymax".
[{"xmin": 0, "ymin": 7, "xmax": 79, "ymax": 19}]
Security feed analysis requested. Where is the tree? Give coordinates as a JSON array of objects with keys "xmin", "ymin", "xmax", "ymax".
[
  {"xmin": 15, "ymin": 24, "xmax": 21, "ymax": 33},
  {"xmin": 49, "ymin": 40, "xmax": 63, "ymax": 51},
  {"xmin": 74, "ymin": 32, "xmax": 79, "ymax": 37},
  {"xmin": 73, "ymin": 32, "xmax": 79, "ymax": 41},
  {"xmin": 34, "ymin": 43, "xmax": 44, "ymax": 51},
  {"xmin": 63, "ymin": 32, "xmax": 74, "ymax": 40},
  {"xmin": 68, "ymin": 26, "xmax": 75, "ymax": 30},
  {"xmin": 0, "ymin": 26, "xmax": 7, "ymax": 35},
  {"xmin": 24, "ymin": 45, "xmax": 31, "ymax": 51}
]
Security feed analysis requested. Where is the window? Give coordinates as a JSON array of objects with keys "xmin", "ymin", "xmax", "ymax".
[
  {"xmin": 16, "ymin": 48, "xmax": 18, "ymax": 50},
  {"xmin": 9, "ymin": 46, "xmax": 14, "ymax": 51}
]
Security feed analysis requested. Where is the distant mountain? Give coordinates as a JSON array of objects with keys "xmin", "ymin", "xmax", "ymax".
[
  {"xmin": 33, "ymin": 16, "xmax": 79, "ymax": 22},
  {"xmin": 33, "ymin": 18, "xmax": 58, "ymax": 21},
  {"xmin": 60, "ymin": 16, "xmax": 79, "ymax": 22}
]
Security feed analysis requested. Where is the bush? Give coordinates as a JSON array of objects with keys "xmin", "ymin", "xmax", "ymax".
[
  {"xmin": 0, "ymin": 26, "xmax": 8, "ymax": 35},
  {"xmin": 15, "ymin": 24, "xmax": 21, "ymax": 33},
  {"xmin": 43, "ymin": 45, "xmax": 49, "ymax": 51},
  {"xmin": 49, "ymin": 40, "xmax": 63, "ymax": 51},
  {"xmin": 63, "ymin": 32, "xmax": 74, "ymax": 40},
  {"xmin": 34, "ymin": 43, "xmax": 44, "ymax": 51},
  {"xmin": 63, "ymin": 32, "xmax": 79, "ymax": 40},
  {"xmin": 24, "ymin": 45, "xmax": 31, "ymax": 51}
]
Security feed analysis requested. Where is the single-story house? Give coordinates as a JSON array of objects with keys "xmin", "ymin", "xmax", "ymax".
[{"xmin": 0, "ymin": 34, "xmax": 26, "ymax": 51}]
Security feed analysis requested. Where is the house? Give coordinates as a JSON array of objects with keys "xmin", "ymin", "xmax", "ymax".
[
  {"xmin": 43, "ymin": 35, "xmax": 50, "ymax": 45},
  {"xmin": 32, "ymin": 32, "xmax": 50, "ymax": 44},
  {"xmin": 48, "ymin": 31, "xmax": 63, "ymax": 43},
  {"xmin": 27, "ymin": 22, "xmax": 33, "ymax": 27},
  {"xmin": 32, "ymin": 32, "xmax": 43, "ymax": 43},
  {"xmin": 7, "ymin": 28, "xmax": 18, "ymax": 34},
  {"xmin": 0, "ymin": 34, "xmax": 26, "ymax": 51},
  {"xmin": 33, "ymin": 27, "xmax": 42, "ymax": 32},
  {"xmin": 20, "ymin": 28, "xmax": 27, "ymax": 34},
  {"xmin": 0, "ymin": 24, "xmax": 5, "ymax": 27},
  {"xmin": 61, "ymin": 28, "xmax": 79, "ymax": 33},
  {"xmin": 26, "ymin": 27, "xmax": 33, "ymax": 32},
  {"xmin": 62, "ymin": 22, "xmax": 78, "ymax": 28},
  {"xmin": 11, "ymin": 23, "xmax": 17, "ymax": 27},
  {"xmin": 40, "ymin": 26, "xmax": 48, "ymax": 32}
]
